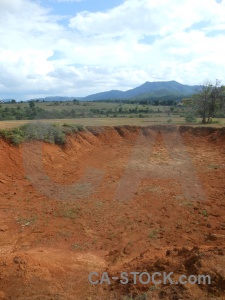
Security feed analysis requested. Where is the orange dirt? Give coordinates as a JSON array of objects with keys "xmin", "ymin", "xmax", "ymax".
[{"xmin": 0, "ymin": 125, "xmax": 225, "ymax": 300}]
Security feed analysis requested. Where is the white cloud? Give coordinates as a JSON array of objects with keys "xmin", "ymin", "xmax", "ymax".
[
  {"xmin": 69, "ymin": 0, "xmax": 225, "ymax": 37},
  {"xmin": 0, "ymin": 0, "xmax": 225, "ymax": 99}
]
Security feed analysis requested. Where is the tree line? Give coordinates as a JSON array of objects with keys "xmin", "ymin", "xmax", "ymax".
[
  {"xmin": 0, "ymin": 102, "xmax": 80, "ymax": 120},
  {"xmin": 93, "ymin": 99, "xmax": 177, "ymax": 106}
]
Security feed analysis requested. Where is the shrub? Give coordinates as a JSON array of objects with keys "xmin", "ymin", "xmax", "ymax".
[
  {"xmin": 167, "ymin": 119, "xmax": 172, "ymax": 123},
  {"xmin": 148, "ymin": 228, "xmax": 159, "ymax": 239},
  {"xmin": 139, "ymin": 114, "xmax": 145, "ymax": 118},
  {"xmin": 0, "ymin": 122, "xmax": 85, "ymax": 145},
  {"xmin": 185, "ymin": 112, "xmax": 196, "ymax": 123},
  {"xmin": 0, "ymin": 127, "xmax": 25, "ymax": 145},
  {"xmin": 23, "ymin": 123, "xmax": 66, "ymax": 144},
  {"xmin": 62, "ymin": 123, "xmax": 84, "ymax": 133},
  {"xmin": 214, "ymin": 112, "xmax": 225, "ymax": 118},
  {"xmin": 210, "ymin": 119, "xmax": 221, "ymax": 124},
  {"xmin": 11, "ymin": 134, "xmax": 25, "ymax": 145}
]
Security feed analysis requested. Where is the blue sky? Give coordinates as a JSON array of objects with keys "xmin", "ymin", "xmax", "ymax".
[
  {"xmin": 42, "ymin": 0, "xmax": 124, "ymax": 16},
  {"xmin": 0, "ymin": 0, "xmax": 225, "ymax": 100}
]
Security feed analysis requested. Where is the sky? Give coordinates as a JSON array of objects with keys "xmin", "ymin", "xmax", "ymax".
[{"xmin": 0, "ymin": 0, "xmax": 225, "ymax": 100}]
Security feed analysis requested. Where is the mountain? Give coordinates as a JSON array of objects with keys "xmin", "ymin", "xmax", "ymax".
[
  {"xmin": 84, "ymin": 90, "xmax": 124, "ymax": 101},
  {"xmin": 24, "ymin": 81, "xmax": 200, "ymax": 102},
  {"xmin": 84, "ymin": 80, "xmax": 200, "ymax": 101}
]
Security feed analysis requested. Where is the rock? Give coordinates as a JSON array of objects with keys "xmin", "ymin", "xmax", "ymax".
[
  {"xmin": 0, "ymin": 225, "xmax": 8, "ymax": 232},
  {"xmin": 178, "ymin": 247, "xmax": 190, "ymax": 256},
  {"xmin": 0, "ymin": 179, "xmax": 6, "ymax": 184},
  {"xmin": 218, "ymin": 249, "xmax": 224, "ymax": 256},
  {"xmin": 13, "ymin": 257, "xmax": 21, "ymax": 264},
  {"xmin": 166, "ymin": 250, "xmax": 171, "ymax": 256},
  {"xmin": 184, "ymin": 254, "xmax": 201, "ymax": 272},
  {"xmin": 123, "ymin": 246, "xmax": 131, "ymax": 255},
  {"xmin": 13, "ymin": 256, "xmax": 26, "ymax": 265},
  {"xmin": 207, "ymin": 233, "xmax": 218, "ymax": 241}
]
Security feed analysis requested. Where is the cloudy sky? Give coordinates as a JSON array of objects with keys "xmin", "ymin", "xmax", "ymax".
[{"xmin": 0, "ymin": 0, "xmax": 225, "ymax": 100}]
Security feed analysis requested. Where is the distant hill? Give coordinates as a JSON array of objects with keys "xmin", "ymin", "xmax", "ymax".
[
  {"xmin": 84, "ymin": 81, "xmax": 200, "ymax": 101},
  {"xmin": 24, "ymin": 81, "xmax": 200, "ymax": 102},
  {"xmin": 30, "ymin": 96, "xmax": 83, "ymax": 101}
]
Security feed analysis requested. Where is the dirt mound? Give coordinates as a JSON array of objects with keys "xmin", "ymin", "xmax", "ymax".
[
  {"xmin": 108, "ymin": 246, "xmax": 225, "ymax": 299},
  {"xmin": 0, "ymin": 125, "xmax": 225, "ymax": 299}
]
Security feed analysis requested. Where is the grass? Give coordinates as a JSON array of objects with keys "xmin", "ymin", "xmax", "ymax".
[
  {"xmin": 179, "ymin": 201, "xmax": 193, "ymax": 207},
  {"xmin": 0, "ymin": 116, "xmax": 225, "ymax": 130},
  {"xmin": 142, "ymin": 185, "xmax": 163, "ymax": 194},
  {"xmin": 71, "ymin": 242, "xmax": 92, "ymax": 251},
  {"xmin": 0, "ymin": 101, "xmax": 170, "ymax": 113},
  {"xmin": 94, "ymin": 201, "xmax": 104, "ymax": 208},
  {"xmin": 208, "ymin": 164, "xmax": 219, "ymax": 170},
  {"xmin": 0, "ymin": 100, "xmax": 225, "ymax": 127},
  {"xmin": 53, "ymin": 206, "xmax": 80, "ymax": 219},
  {"xmin": 149, "ymin": 286, "xmax": 159, "ymax": 291},
  {"xmin": 202, "ymin": 209, "xmax": 209, "ymax": 217},
  {"xmin": 71, "ymin": 243, "xmax": 84, "ymax": 251},
  {"xmin": 148, "ymin": 228, "xmax": 159, "ymax": 239}
]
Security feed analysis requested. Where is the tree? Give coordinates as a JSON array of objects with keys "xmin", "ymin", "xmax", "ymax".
[
  {"xmin": 218, "ymin": 85, "xmax": 225, "ymax": 111},
  {"xmin": 29, "ymin": 101, "xmax": 35, "ymax": 109},
  {"xmin": 70, "ymin": 108, "xmax": 76, "ymax": 117},
  {"xmin": 193, "ymin": 80, "xmax": 225, "ymax": 124},
  {"xmin": 181, "ymin": 98, "xmax": 194, "ymax": 106},
  {"xmin": 11, "ymin": 99, "xmax": 16, "ymax": 103},
  {"xmin": 73, "ymin": 99, "xmax": 80, "ymax": 105}
]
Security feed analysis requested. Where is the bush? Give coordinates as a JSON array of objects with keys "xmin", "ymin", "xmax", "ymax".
[
  {"xmin": 139, "ymin": 114, "xmax": 145, "ymax": 118},
  {"xmin": 11, "ymin": 134, "xmax": 25, "ymax": 145},
  {"xmin": 209, "ymin": 119, "xmax": 221, "ymax": 124},
  {"xmin": 0, "ymin": 122, "xmax": 85, "ymax": 145},
  {"xmin": 167, "ymin": 119, "xmax": 172, "ymax": 123},
  {"xmin": 23, "ymin": 123, "xmax": 66, "ymax": 144},
  {"xmin": 214, "ymin": 112, "xmax": 225, "ymax": 118},
  {"xmin": 185, "ymin": 112, "xmax": 196, "ymax": 123},
  {"xmin": 62, "ymin": 123, "xmax": 84, "ymax": 133},
  {"xmin": 0, "ymin": 127, "xmax": 25, "ymax": 145}
]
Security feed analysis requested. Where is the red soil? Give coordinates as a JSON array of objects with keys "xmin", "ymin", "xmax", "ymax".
[{"xmin": 0, "ymin": 125, "xmax": 225, "ymax": 299}]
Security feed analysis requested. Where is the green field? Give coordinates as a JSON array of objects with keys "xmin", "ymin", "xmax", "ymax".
[
  {"xmin": 0, "ymin": 100, "xmax": 225, "ymax": 129},
  {"xmin": 0, "ymin": 117, "xmax": 225, "ymax": 130},
  {"xmin": 1, "ymin": 100, "xmax": 173, "ymax": 113}
]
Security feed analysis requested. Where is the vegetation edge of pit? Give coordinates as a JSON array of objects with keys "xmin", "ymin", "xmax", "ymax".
[{"xmin": 0, "ymin": 122, "xmax": 85, "ymax": 146}]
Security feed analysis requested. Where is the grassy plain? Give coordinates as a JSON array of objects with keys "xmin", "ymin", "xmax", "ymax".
[
  {"xmin": 0, "ymin": 100, "xmax": 225, "ymax": 128},
  {"xmin": 1, "ymin": 117, "xmax": 225, "ymax": 130}
]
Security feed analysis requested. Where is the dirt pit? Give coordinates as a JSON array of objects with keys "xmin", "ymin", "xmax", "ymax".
[{"xmin": 0, "ymin": 125, "xmax": 225, "ymax": 300}]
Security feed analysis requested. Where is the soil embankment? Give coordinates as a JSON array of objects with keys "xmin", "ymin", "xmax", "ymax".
[{"xmin": 0, "ymin": 125, "xmax": 225, "ymax": 299}]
